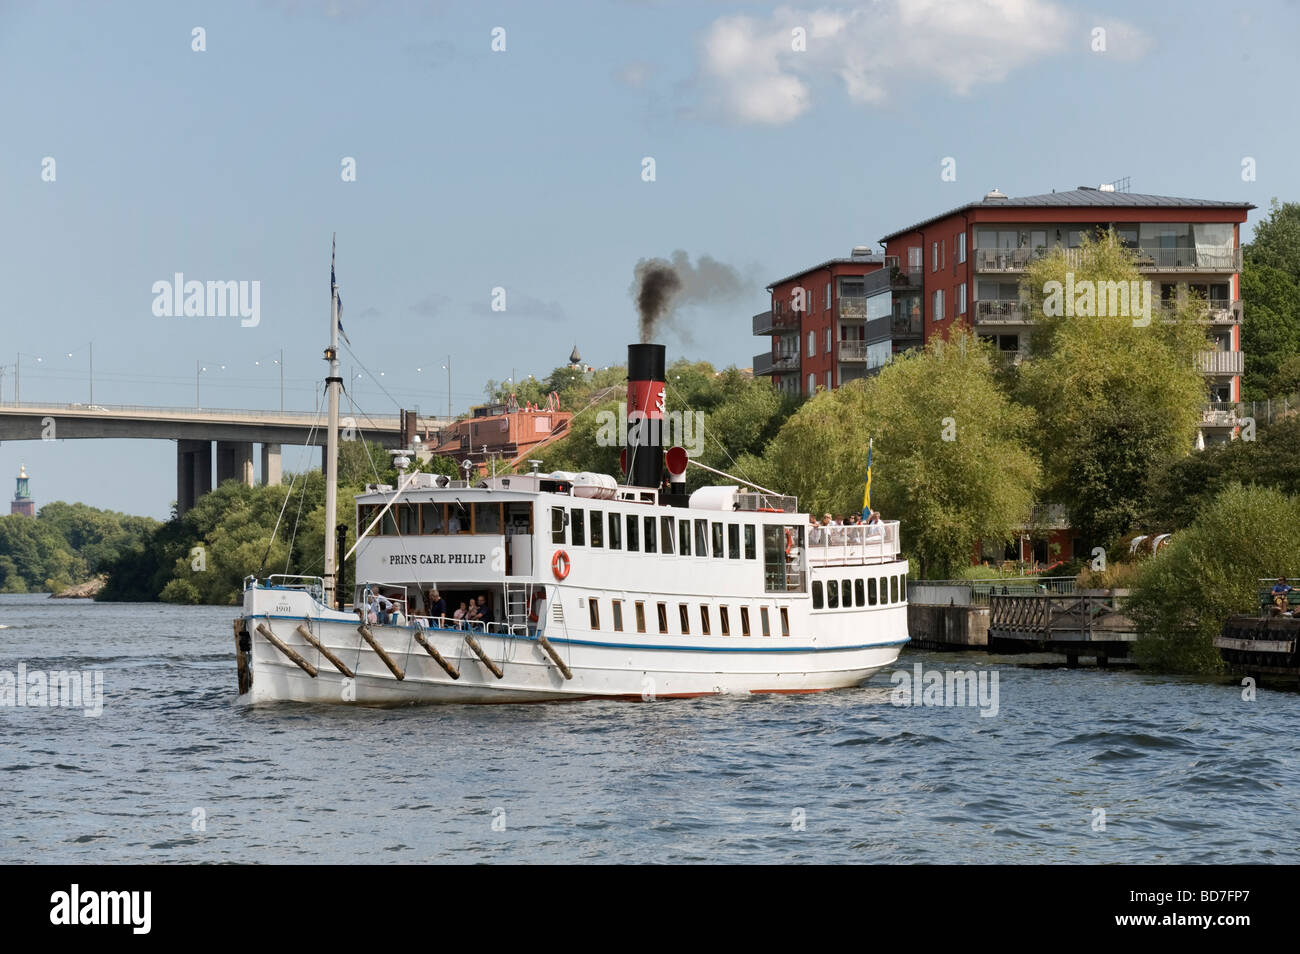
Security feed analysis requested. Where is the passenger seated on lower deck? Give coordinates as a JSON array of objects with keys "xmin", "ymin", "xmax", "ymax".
[{"xmin": 1271, "ymin": 577, "xmax": 1292, "ymax": 614}]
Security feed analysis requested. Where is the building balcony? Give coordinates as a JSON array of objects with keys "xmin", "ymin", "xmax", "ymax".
[
  {"xmin": 838, "ymin": 298, "xmax": 867, "ymax": 320},
  {"xmin": 892, "ymin": 316, "xmax": 924, "ymax": 340},
  {"xmin": 974, "ymin": 299, "xmax": 1031, "ymax": 324},
  {"xmin": 1201, "ymin": 403, "xmax": 1243, "ymax": 429},
  {"xmin": 974, "ymin": 245, "xmax": 1242, "ymax": 273},
  {"xmin": 882, "ymin": 257, "xmax": 924, "ymax": 289},
  {"xmin": 752, "ymin": 310, "xmax": 800, "ymax": 336},
  {"xmin": 1156, "ymin": 298, "xmax": 1242, "ymax": 323},
  {"xmin": 838, "ymin": 341, "xmax": 868, "ymax": 362},
  {"xmin": 1196, "ymin": 350, "xmax": 1244, "ymax": 376},
  {"xmin": 753, "ymin": 351, "xmax": 800, "ymax": 376}
]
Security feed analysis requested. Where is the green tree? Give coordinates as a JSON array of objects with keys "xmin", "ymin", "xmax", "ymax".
[
  {"xmin": 756, "ymin": 331, "xmax": 1040, "ymax": 578},
  {"xmin": 1241, "ymin": 199, "xmax": 1300, "ymax": 399},
  {"xmin": 1127, "ymin": 483, "xmax": 1300, "ymax": 673},
  {"xmin": 1018, "ymin": 234, "xmax": 1207, "ymax": 548}
]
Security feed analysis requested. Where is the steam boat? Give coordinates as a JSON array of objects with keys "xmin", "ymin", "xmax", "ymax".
[{"xmin": 233, "ymin": 263, "xmax": 909, "ymax": 704}]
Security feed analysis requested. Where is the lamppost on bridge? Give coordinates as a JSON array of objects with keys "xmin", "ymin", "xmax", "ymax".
[
  {"xmin": 15, "ymin": 353, "xmax": 43, "ymax": 403},
  {"xmin": 64, "ymin": 342, "xmax": 93, "ymax": 404},
  {"xmin": 196, "ymin": 361, "xmax": 225, "ymax": 409},
  {"xmin": 255, "ymin": 349, "xmax": 284, "ymax": 411}
]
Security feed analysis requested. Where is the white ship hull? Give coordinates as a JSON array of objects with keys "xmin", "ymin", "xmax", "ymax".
[{"xmin": 236, "ymin": 586, "xmax": 907, "ymax": 705}]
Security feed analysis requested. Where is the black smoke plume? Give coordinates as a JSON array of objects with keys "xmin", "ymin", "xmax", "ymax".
[{"xmin": 631, "ymin": 250, "xmax": 750, "ymax": 343}]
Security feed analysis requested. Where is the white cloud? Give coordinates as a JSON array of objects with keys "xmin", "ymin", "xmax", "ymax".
[{"xmin": 694, "ymin": 0, "xmax": 1147, "ymax": 124}]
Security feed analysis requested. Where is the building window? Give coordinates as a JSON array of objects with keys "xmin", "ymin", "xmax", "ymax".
[
  {"xmin": 908, "ymin": 246, "xmax": 922, "ymax": 269},
  {"xmin": 807, "ymin": 372, "xmax": 816, "ymax": 394},
  {"xmin": 588, "ymin": 598, "xmax": 600, "ymax": 630},
  {"xmin": 608, "ymin": 512, "xmax": 621, "ymax": 549},
  {"xmin": 825, "ymin": 282, "xmax": 831, "ymax": 309},
  {"xmin": 957, "ymin": 231, "xmax": 967, "ymax": 264},
  {"xmin": 958, "ymin": 282, "xmax": 967, "ymax": 315},
  {"xmin": 933, "ymin": 289, "xmax": 945, "ymax": 321},
  {"xmin": 612, "ymin": 599, "xmax": 623, "ymax": 632},
  {"xmin": 635, "ymin": 601, "xmax": 646, "ymax": 633},
  {"xmin": 808, "ymin": 331, "xmax": 816, "ymax": 357},
  {"xmin": 679, "ymin": 603, "xmax": 690, "ymax": 634},
  {"xmin": 825, "ymin": 370, "xmax": 832, "ymax": 390},
  {"xmin": 941, "ymin": 239, "xmax": 946, "ymax": 269},
  {"xmin": 825, "ymin": 328, "xmax": 832, "ymax": 354}
]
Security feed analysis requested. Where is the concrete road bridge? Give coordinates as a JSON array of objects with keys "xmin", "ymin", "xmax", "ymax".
[{"xmin": 0, "ymin": 402, "xmax": 447, "ymax": 515}]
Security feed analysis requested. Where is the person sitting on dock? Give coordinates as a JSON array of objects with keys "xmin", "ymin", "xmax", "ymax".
[{"xmin": 1271, "ymin": 577, "xmax": 1292, "ymax": 614}]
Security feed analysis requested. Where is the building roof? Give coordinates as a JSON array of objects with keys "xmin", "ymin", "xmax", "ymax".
[
  {"xmin": 878, "ymin": 188, "xmax": 1256, "ymax": 245},
  {"xmin": 766, "ymin": 254, "xmax": 883, "ymax": 291}
]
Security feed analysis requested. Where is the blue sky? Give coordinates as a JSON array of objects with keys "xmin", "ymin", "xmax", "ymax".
[{"xmin": 1, "ymin": 0, "xmax": 1296, "ymax": 518}]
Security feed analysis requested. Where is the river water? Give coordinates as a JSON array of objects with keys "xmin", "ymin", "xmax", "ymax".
[{"xmin": 1, "ymin": 593, "xmax": 1296, "ymax": 864}]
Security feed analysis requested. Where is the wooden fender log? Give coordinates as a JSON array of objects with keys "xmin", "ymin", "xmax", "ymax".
[
  {"xmin": 535, "ymin": 634, "xmax": 573, "ymax": 680},
  {"xmin": 256, "ymin": 622, "xmax": 318, "ymax": 678},
  {"xmin": 463, "ymin": 633, "xmax": 504, "ymax": 679},
  {"xmin": 357, "ymin": 625, "xmax": 406, "ymax": 680},
  {"xmin": 414, "ymin": 631, "xmax": 460, "ymax": 679},
  {"xmin": 295, "ymin": 624, "xmax": 355, "ymax": 678}
]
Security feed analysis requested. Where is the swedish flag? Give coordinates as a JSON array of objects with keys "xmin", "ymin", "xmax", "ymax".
[{"xmin": 861, "ymin": 437, "xmax": 873, "ymax": 519}]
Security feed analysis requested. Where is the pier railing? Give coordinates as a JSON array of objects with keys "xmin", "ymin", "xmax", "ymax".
[{"xmin": 909, "ymin": 576, "xmax": 1076, "ymax": 606}]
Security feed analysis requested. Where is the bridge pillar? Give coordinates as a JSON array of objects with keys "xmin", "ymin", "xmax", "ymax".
[
  {"xmin": 216, "ymin": 441, "xmax": 255, "ymax": 487},
  {"xmin": 176, "ymin": 439, "xmax": 212, "ymax": 517},
  {"xmin": 260, "ymin": 443, "xmax": 282, "ymax": 486}
]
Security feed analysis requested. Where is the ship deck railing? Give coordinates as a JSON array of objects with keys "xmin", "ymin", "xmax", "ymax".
[
  {"xmin": 246, "ymin": 574, "xmax": 326, "ymax": 602},
  {"xmin": 804, "ymin": 521, "xmax": 901, "ymax": 566}
]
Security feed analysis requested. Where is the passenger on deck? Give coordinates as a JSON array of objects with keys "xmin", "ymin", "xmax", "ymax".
[
  {"xmin": 448, "ymin": 510, "xmax": 463, "ymax": 534},
  {"xmin": 453, "ymin": 601, "xmax": 468, "ymax": 628},
  {"xmin": 465, "ymin": 599, "xmax": 482, "ymax": 629},
  {"xmin": 427, "ymin": 589, "xmax": 447, "ymax": 625},
  {"xmin": 476, "ymin": 594, "xmax": 494, "ymax": 627}
]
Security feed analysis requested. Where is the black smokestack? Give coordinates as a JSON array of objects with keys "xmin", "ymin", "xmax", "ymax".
[
  {"xmin": 631, "ymin": 251, "xmax": 751, "ymax": 343},
  {"xmin": 626, "ymin": 343, "xmax": 666, "ymax": 489}
]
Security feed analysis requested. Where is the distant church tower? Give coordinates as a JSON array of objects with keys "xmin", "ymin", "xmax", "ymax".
[
  {"xmin": 568, "ymin": 345, "xmax": 582, "ymax": 370},
  {"xmin": 11, "ymin": 463, "xmax": 34, "ymax": 517}
]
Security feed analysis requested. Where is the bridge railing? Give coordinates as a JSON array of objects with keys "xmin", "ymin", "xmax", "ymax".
[{"xmin": 0, "ymin": 399, "xmax": 410, "ymax": 423}]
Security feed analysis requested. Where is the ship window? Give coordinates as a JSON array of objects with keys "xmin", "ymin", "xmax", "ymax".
[
  {"xmin": 399, "ymin": 503, "xmax": 420, "ymax": 535},
  {"xmin": 695, "ymin": 519, "xmax": 709, "ymax": 556},
  {"xmin": 661, "ymin": 516, "xmax": 674, "ymax": 554},
  {"xmin": 842, "ymin": 579, "xmax": 852, "ymax": 606},
  {"xmin": 855, "ymin": 579, "xmax": 865, "ymax": 606},
  {"xmin": 700, "ymin": 605, "xmax": 711, "ymax": 635},
  {"xmin": 551, "ymin": 507, "xmax": 566, "ymax": 544},
  {"xmin": 827, "ymin": 580, "xmax": 839, "ymax": 609},
  {"xmin": 589, "ymin": 511, "xmax": 604, "ymax": 547},
  {"xmin": 720, "ymin": 606, "xmax": 731, "ymax": 636},
  {"xmin": 901, "ymin": 572, "xmax": 908, "ymax": 600},
  {"xmin": 359, "ymin": 505, "xmax": 378, "ymax": 537},
  {"xmin": 608, "ymin": 512, "xmax": 622, "ymax": 549},
  {"xmin": 473, "ymin": 503, "xmax": 501, "ymax": 534},
  {"xmin": 728, "ymin": 524, "xmax": 740, "ymax": 559},
  {"xmin": 868, "ymin": 578, "xmax": 878, "ymax": 605},
  {"xmin": 760, "ymin": 606, "xmax": 771, "ymax": 637},
  {"xmin": 891, "ymin": 576, "xmax": 899, "ymax": 604},
  {"xmin": 656, "ymin": 602, "xmax": 668, "ymax": 634},
  {"xmin": 635, "ymin": 601, "xmax": 646, "ymax": 633},
  {"xmin": 571, "ymin": 509, "xmax": 586, "ymax": 546},
  {"xmin": 779, "ymin": 606, "xmax": 790, "ymax": 637},
  {"xmin": 812, "ymin": 581, "xmax": 824, "ymax": 609},
  {"xmin": 712, "ymin": 522, "xmax": 724, "ymax": 558},
  {"xmin": 588, "ymin": 598, "xmax": 600, "ymax": 630},
  {"xmin": 449, "ymin": 502, "xmax": 468, "ymax": 534},
  {"xmin": 644, "ymin": 516, "xmax": 657, "ymax": 553},
  {"xmin": 612, "ymin": 600, "xmax": 624, "ymax": 632},
  {"xmin": 744, "ymin": 525, "xmax": 756, "ymax": 559},
  {"xmin": 419, "ymin": 503, "xmax": 444, "ymax": 534},
  {"xmin": 626, "ymin": 514, "xmax": 640, "ymax": 551},
  {"xmin": 679, "ymin": 603, "xmax": 690, "ymax": 634},
  {"xmin": 740, "ymin": 607, "xmax": 751, "ymax": 637},
  {"xmin": 679, "ymin": 519, "xmax": 691, "ymax": 556},
  {"xmin": 379, "ymin": 507, "xmax": 398, "ymax": 535}
]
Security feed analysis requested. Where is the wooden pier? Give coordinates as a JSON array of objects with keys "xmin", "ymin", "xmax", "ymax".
[{"xmin": 988, "ymin": 592, "xmax": 1137, "ymax": 666}]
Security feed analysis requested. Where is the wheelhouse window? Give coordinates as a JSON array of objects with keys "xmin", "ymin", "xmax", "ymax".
[
  {"xmin": 473, "ymin": 503, "xmax": 502, "ymax": 534},
  {"xmin": 634, "ymin": 601, "xmax": 646, "ymax": 633},
  {"xmin": 695, "ymin": 519, "xmax": 709, "ymax": 557},
  {"xmin": 728, "ymin": 524, "xmax": 741, "ymax": 560},
  {"xmin": 589, "ymin": 511, "xmax": 603, "ymax": 547},
  {"xmin": 419, "ymin": 502, "xmax": 444, "ymax": 534},
  {"xmin": 739, "ymin": 607, "xmax": 751, "ymax": 637},
  {"xmin": 612, "ymin": 600, "xmax": 624, "ymax": 632},
  {"xmin": 679, "ymin": 519, "xmax": 691, "ymax": 556},
  {"xmin": 643, "ymin": 516, "xmax": 657, "ymax": 553},
  {"xmin": 608, "ymin": 512, "xmax": 622, "ymax": 549},
  {"xmin": 448, "ymin": 502, "xmax": 468, "ymax": 534},
  {"xmin": 712, "ymin": 522, "xmax": 724, "ymax": 558},
  {"xmin": 626, "ymin": 514, "xmax": 640, "ymax": 552},
  {"xmin": 571, "ymin": 509, "xmax": 586, "ymax": 546},
  {"xmin": 656, "ymin": 602, "xmax": 668, "ymax": 634},
  {"xmin": 551, "ymin": 507, "xmax": 566, "ymax": 544},
  {"xmin": 381, "ymin": 507, "xmax": 400, "ymax": 535},
  {"xmin": 399, "ymin": 504, "xmax": 419, "ymax": 535},
  {"xmin": 812, "ymin": 580, "xmax": 824, "ymax": 609},
  {"xmin": 588, "ymin": 598, "xmax": 600, "ymax": 630}
]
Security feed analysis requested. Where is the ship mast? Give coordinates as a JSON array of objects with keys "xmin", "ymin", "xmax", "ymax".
[{"xmin": 323, "ymin": 234, "xmax": 342, "ymax": 607}]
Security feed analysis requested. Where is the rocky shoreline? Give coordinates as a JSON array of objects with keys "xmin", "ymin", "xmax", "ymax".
[{"xmin": 50, "ymin": 576, "xmax": 107, "ymax": 599}]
